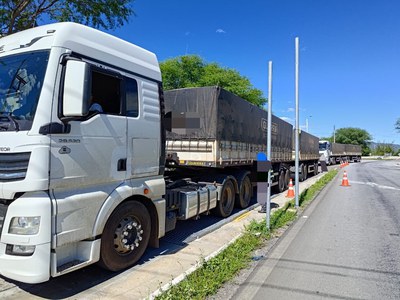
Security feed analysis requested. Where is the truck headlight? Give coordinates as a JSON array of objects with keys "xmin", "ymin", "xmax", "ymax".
[
  {"xmin": 6, "ymin": 244, "xmax": 36, "ymax": 256},
  {"xmin": 9, "ymin": 216, "xmax": 41, "ymax": 235}
]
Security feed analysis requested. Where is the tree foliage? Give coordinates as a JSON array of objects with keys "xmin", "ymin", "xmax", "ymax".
[
  {"xmin": 333, "ymin": 127, "xmax": 372, "ymax": 156},
  {"xmin": 0, "ymin": 0, "xmax": 134, "ymax": 35},
  {"xmin": 372, "ymin": 143, "xmax": 394, "ymax": 156},
  {"xmin": 160, "ymin": 55, "xmax": 266, "ymax": 107}
]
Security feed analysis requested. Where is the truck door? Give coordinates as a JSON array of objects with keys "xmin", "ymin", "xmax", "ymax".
[
  {"xmin": 126, "ymin": 77, "xmax": 161, "ymax": 178},
  {"xmin": 49, "ymin": 67, "xmax": 127, "ymax": 246}
]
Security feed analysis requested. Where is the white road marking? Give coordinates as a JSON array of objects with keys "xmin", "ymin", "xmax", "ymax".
[{"xmin": 350, "ymin": 181, "xmax": 400, "ymax": 191}]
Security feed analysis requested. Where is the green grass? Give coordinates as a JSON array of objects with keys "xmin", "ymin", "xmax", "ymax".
[{"xmin": 155, "ymin": 169, "xmax": 338, "ymax": 300}]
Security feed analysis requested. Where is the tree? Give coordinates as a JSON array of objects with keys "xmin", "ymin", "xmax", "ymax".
[
  {"xmin": 319, "ymin": 136, "xmax": 333, "ymax": 142},
  {"xmin": 395, "ymin": 118, "xmax": 400, "ymax": 133},
  {"xmin": 334, "ymin": 127, "xmax": 372, "ymax": 156},
  {"xmin": 0, "ymin": 0, "xmax": 134, "ymax": 35},
  {"xmin": 160, "ymin": 55, "xmax": 267, "ymax": 107},
  {"xmin": 372, "ymin": 143, "xmax": 394, "ymax": 156}
]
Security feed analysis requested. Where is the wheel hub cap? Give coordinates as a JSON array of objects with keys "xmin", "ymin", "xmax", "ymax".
[{"xmin": 114, "ymin": 217, "xmax": 144, "ymax": 254}]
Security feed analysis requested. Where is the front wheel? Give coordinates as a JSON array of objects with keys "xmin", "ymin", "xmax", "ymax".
[{"xmin": 98, "ymin": 201, "xmax": 151, "ymax": 271}]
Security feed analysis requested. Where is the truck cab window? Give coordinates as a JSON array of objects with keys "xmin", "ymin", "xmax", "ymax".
[
  {"xmin": 90, "ymin": 70, "xmax": 121, "ymax": 114},
  {"xmin": 126, "ymin": 78, "xmax": 139, "ymax": 117}
]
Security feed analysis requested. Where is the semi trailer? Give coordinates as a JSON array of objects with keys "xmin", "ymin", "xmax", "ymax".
[
  {"xmin": 0, "ymin": 22, "xmax": 319, "ymax": 283},
  {"xmin": 164, "ymin": 86, "xmax": 320, "ymax": 195},
  {"xmin": 319, "ymin": 140, "xmax": 362, "ymax": 165}
]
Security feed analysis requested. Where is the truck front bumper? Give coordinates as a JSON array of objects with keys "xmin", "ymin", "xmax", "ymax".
[{"xmin": 0, "ymin": 192, "xmax": 52, "ymax": 283}]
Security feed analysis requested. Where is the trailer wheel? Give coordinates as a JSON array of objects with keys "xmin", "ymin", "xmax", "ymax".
[
  {"xmin": 314, "ymin": 163, "xmax": 318, "ymax": 176},
  {"xmin": 303, "ymin": 164, "xmax": 308, "ymax": 181},
  {"xmin": 284, "ymin": 169, "xmax": 290, "ymax": 190},
  {"xmin": 236, "ymin": 175, "xmax": 252, "ymax": 208},
  {"xmin": 214, "ymin": 179, "xmax": 235, "ymax": 217},
  {"xmin": 299, "ymin": 164, "xmax": 304, "ymax": 182},
  {"xmin": 273, "ymin": 171, "xmax": 286, "ymax": 193},
  {"xmin": 280, "ymin": 171, "xmax": 286, "ymax": 192},
  {"xmin": 98, "ymin": 201, "xmax": 151, "ymax": 271},
  {"xmin": 299, "ymin": 164, "xmax": 306, "ymax": 182}
]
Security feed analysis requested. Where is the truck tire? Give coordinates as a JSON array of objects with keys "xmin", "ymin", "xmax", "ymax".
[
  {"xmin": 284, "ymin": 169, "xmax": 290, "ymax": 190},
  {"xmin": 236, "ymin": 175, "xmax": 252, "ymax": 209},
  {"xmin": 98, "ymin": 201, "xmax": 151, "ymax": 271},
  {"xmin": 214, "ymin": 179, "xmax": 235, "ymax": 217},
  {"xmin": 278, "ymin": 171, "xmax": 286, "ymax": 192},
  {"xmin": 299, "ymin": 164, "xmax": 307, "ymax": 182},
  {"xmin": 299, "ymin": 164, "xmax": 304, "ymax": 182},
  {"xmin": 303, "ymin": 164, "xmax": 308, "ymax": 181},
  {"xmin": 273, "ymin": 171, "xmax": 285, "ymax": 193}
]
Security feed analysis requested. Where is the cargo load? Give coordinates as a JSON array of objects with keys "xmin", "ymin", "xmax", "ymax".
[{"xmin": 164, "ymin": 86, "xmax": 293, "ymax": 167}]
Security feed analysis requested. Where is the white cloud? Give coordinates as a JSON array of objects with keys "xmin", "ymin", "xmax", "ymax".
[
  {"xmin": 216, "ymin": 29, "xmax": 226, "ymax": 34},
  {"xmin": 287, "ymin": 107, "xmax": 295, "ymax": 112},
  {"xmin": 279, "ymin": 116, "xmax": 293, "ymax": 124}
]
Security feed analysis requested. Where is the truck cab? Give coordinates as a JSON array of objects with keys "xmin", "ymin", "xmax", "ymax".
[
  {"xmin": 0, "ymin": 22, "xmax": 166, "ymax": 283},
  {"xmin": 319, "ymin": 140, "xmax": 332, "ymax": 165}
]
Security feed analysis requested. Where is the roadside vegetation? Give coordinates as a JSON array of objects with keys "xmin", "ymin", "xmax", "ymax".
[
  {"xmin": 154, "ymin": 169, "xmax": 339, "ymax": 300},
  {"xmin": 369, "ymin": 143, "xmax": 400, "ymax": 156},
  {"xmin": 160, "ymin": 55, "xmax": 266, "ymax": 107}
]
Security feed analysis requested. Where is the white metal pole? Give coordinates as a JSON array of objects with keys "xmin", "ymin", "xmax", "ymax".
[
  {"xmin": 295, "ymin": 37, "xmax": 300, "ymax": 208},
  {"xmin": 333, "ymin": 125, "xmax": 336, "ymax": 143},
  {"xmin": 266, "ymin": 61, "xmax": 272, "ymax": 230}
]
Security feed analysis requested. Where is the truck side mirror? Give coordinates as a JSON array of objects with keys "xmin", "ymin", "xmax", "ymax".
[{"xmin": 63, "ymin": 60, "xmax": 90, "ymax": 117}]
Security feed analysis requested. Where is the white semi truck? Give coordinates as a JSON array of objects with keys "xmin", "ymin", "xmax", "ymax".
[
  {"xmin": 0, "ymin": 22, "xmax": 223, "ymax": 283},
  {"xmin": 0, "ymin": 22, "xmax": 319, "ymax": 283},
  {"xmin": 319, "ymin": 140, "xmax": 362, "ymax": 165}
]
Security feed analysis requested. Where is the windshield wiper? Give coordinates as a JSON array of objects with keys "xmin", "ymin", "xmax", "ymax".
[{"xmin": 0, "ymin": 112, "xmax": 20, "ymax": 132}]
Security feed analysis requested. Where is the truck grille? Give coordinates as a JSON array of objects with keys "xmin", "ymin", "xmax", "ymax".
[{"xmin": 0, "ymin": 152, "xmax": 31, "ymax": 182}]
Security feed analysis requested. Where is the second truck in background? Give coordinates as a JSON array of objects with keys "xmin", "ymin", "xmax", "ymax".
[{"xmin": 319, "ymin": 140, "xmax": 362, "ymax": 165}]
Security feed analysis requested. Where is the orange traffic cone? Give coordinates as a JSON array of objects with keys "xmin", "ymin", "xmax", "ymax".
[
  {"xmin": 286, "ymin": 179, "xmax": 295, "ymax": 197},
  {"xmin": 341, "ymin": 171, "xmax": 350, "ymax": 186}
]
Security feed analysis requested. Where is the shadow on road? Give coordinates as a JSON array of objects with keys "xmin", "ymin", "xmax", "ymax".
[{"xmin": 2, "ymin": 196, "xmax": 263, "ymax": 299}]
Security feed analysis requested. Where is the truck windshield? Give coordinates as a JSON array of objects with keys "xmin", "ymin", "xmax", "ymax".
[
  {"xmin": 0, "ymin": 51, "xmax": 49, "ymax": 131},
  {"xmin": 319, "ymin": 142, "xmax": 327, "ymax": 150}
]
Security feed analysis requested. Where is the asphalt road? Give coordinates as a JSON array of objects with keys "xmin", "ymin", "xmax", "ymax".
[{"xmin": 233, "ymin": 160, "xmax": 400, "ymax": 300}]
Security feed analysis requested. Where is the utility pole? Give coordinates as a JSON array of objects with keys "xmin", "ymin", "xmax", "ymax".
[
  {"xmin": 266, "ymin": 61, "xmax": 272, "ymax": 229},
  {"xmin": 295, "ymin": 37, "xmax": 300, "ymax": 208},
  {"xmin": 333, "ymin": 125, "xmax": 336, "ymax": 143}
]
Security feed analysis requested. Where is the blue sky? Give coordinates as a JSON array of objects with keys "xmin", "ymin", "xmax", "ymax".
[{"xmin": 110, "ymin": 0, "xmax": 400, "ymax": 144}]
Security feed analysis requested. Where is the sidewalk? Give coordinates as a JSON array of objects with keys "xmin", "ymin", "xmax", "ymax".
[{"xmin": 76, "ymin": 172, "xmax": 328, "ymax": 300}]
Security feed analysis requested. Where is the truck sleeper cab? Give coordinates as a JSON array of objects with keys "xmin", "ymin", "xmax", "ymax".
[{"xmin": 0, "ymin": 22, "xmax": 167, "ymax": 283}]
